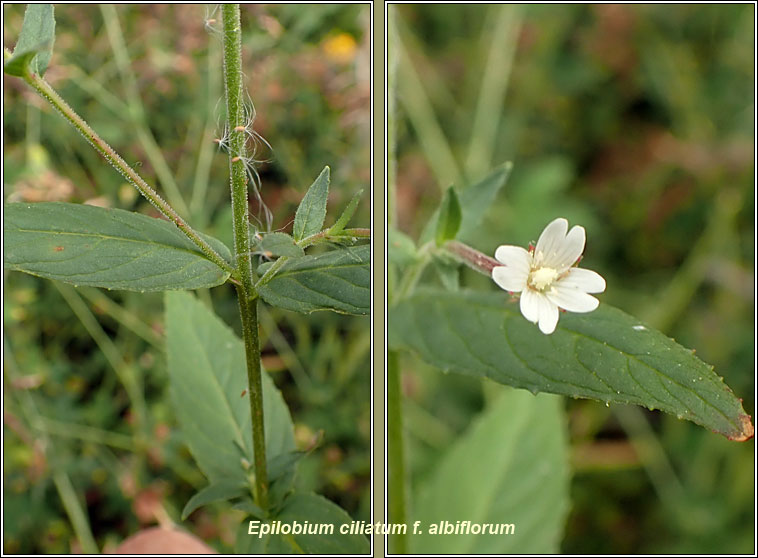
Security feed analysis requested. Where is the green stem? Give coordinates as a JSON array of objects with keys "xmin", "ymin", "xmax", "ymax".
[
  {"xmin": 22, "ymin": 71, "xmax": 236, "ymax": 279},
  {"xmin": 255, "ymin": 256, "xmax": 289, "ymax": 291},
  {"xmin": 223, "ymin": 4, "xmax": 268, "ymax": 512},
  {"xmin": 387, "ymin": 6, "xmax": 398, "ymax": 226},
  {"xmin": 395, "ymin": 247, "xmax": 433, "ymax": 301},
  {"xmin": 236, "ymin": 287, "xmax": 268, "ymax": 510},
  {"xmin": 388, "ymin": 350, "xmax": 408, "ymax": 554},
  {"xmin": 387, "ymin": 14, "xmax": 408, "ymax": 553}
]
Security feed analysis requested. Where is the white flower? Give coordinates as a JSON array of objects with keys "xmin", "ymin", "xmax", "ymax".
[{"xmin": 491, "ymin": 218, "xmax": 606, "ymax": 335}]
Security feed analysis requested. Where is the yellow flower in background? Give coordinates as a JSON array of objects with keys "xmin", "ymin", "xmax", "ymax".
[{"xmin": 322, "ymin": 32, "xmax": 357, "ymax": 64}]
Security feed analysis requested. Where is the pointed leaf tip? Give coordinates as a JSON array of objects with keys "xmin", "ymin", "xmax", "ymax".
[{"xmin": 293, "ymin": 166, "xmax": 330, "ymax": 241}]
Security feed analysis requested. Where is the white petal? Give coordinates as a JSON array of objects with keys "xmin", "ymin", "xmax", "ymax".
[
  {"xmin": 519, "ymin": 288, "xmax": 540, "ymax": 323},
  {"xmin": 560, "ymin": 268, "xmax": 606, "ymax": 293},
  {"xmin": 537, "ymin": 295, "xmax": 560, "ymax": 334},
  {"xmin": 492, "ymin": 265, "xmax": 528, "ymax": 293},
  {"xmin": 534, "ymin": 218, "xmax": 568, "ymax": 265},
  {"xmin": 547, "ymin": 225, "xmax": 585, "ymax": 269},
  {"xmin": 494, "ymin": 245, "xmax": 531, "ymax": 270},
  {"xmin": 546, "ymin": 285, "xmax": 599, "ymax": 313}
]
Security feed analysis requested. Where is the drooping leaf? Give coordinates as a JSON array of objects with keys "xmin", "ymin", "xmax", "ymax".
[
  {"xmin": 389, "ymin": 288, "xmax": 754, "ymax": 441},
  {"xmin": 257, "ymin": 245, "xmax": 370, "ymax": 315},
  {"xmin": 420, "ymin": 162, "xmax": 512, "ymax": 244},
  {"xmin": 181, "ymin": 479, "xmax": 250, "ymax": 520},
  {"xmin": 293, "ymin": 166, "xmax": 330, "ymax": 241},
  {"xmin": 434, "ymin": 186, "xmax": 462, "ymax": 246},
  {"xmin": 237, "ymin": 492, "xmax": 370, "ymax": 554},
  {"xmin": 7, "ymin": 4, "xmax": 55, "ymax": 76},
  {"xmin": 329, "ymin": 188, "xmax": 363, "ymax": 235},
  {"xmin": 4, "ymin": 202, "xmax": 231, "ymax": 291},
  {"xmin": 260, "ymin": 232, "xmax": 305, "ymax": 258},
  {"xmin": 165, "ymin": 291, "xmax": 296, "ymax": 486},
  {"xmin": 409, "ymin": 389, "xmax": 569, "ymax": 554}
]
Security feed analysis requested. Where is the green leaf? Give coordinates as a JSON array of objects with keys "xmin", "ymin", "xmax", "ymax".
[
  {"xmin": 3, "ymin": 202, "xmax": 231, "ymax": 291},
  {"xmin": 293, "ymin": 166, "xmax": 330, "ymax": 241},
  {"xmin": 181, "ymin": 479, "xmax": 250, "ymax": 520},
  {"xmin": 257, "ymin": 245, "xmax": 370, "ymax": 315},
  {"xmin": 389, "ymin": 288, "xmax": 754, "ymax": 441},
  {"xmin": 4, "ymin": 48, "xmax": 42, "ymax": 77},
  {"xmin": 421, "ymin": 162, "xmax": 512, "ymax": 244},
  {"xmin": 233, "ymin": 499, "xmax": 266, "ymax": 519},
  {"xmin": 328, "ymin": 189, "xmax": 363, "ymax": 235},
  {"xmin": 260, "ymin": 232, "xmax": 305, "ymax": 258},
  {"xmin": 237, "ymin": 492, "xmax": 370, "ymax": 554},
  {"xmin": 434, "ymin": 186, "xmax": 462, "ymax": 246},
  {"xmin": 409, "ymin": 389, "xmax": 569, "ymax": 553},
  {"xmin": 267, "ymin": 451, "xmax": 305, "ymax": 483},
  {"xmin": 433, "ymin": 258, "xmax": 460, "ymax": 291},
  {"xmin": 388, "ymin": 228, "xmax": 418, "ymax": 267},
  {"xmin": 8, "ymin": 4, "xmax": 55, "ymax": 76},
  {"xmin": 165, "ymin": 291, "xmax": 296, "ymax": 485}
]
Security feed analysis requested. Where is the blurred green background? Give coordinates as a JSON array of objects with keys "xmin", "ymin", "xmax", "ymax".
[
  {"xmin": 390, "ymin": 4, "xmax": 754, "ymax": 554},
  {"xmin": 3, "ymin": 4, "xmax": 370, "ymax": 553}
]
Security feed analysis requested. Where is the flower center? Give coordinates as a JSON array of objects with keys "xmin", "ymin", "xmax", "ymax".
[{"xmin": 528, "ymin": 266, "xmax": 559, "ymax": 292}]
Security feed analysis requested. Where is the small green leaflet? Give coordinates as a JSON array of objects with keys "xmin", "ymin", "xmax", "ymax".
[
  {"xmin": 420, "ymin": 162, "xmax": 512, "ymax": 245},
  {"xmin": 328, "ymin": 189, "xmax": 363, "ymax": 235},
  {"xmin": 260, "ymin": 232, "xmax": 305, "ymax": 258},
  {"xmin": 434, "ymin": 186, "xmax": 462, "ymax": 246},
  {"xmin": 293, "ymin": 166, "xmax": 330, "ymax": 241}
]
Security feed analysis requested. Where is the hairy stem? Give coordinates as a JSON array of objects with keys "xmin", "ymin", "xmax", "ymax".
[
  {"xmin": 23, "ymin": 71, "xmax": 235, "ymax": 278},
  {"xmin": 222, "ymin": 3, "xmax": 268, "ymax": 512}
]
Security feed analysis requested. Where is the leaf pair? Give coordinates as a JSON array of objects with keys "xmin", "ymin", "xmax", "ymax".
[{"xmin": 4, "ymin": 202, "xmax": 370, "ymax": 315}]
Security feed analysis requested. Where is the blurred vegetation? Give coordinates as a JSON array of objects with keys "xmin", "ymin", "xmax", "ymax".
[
  {"xmin": 391, "ymin": 4, "xmax": 754, "ymax": 554},
  {"xmin": 3, "ymin": 4, "xmax": 370, "ymax": 553}
]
